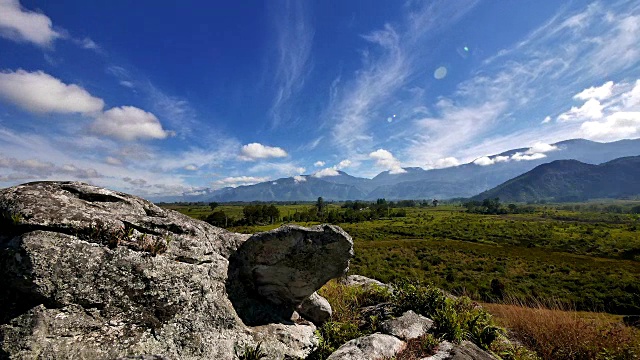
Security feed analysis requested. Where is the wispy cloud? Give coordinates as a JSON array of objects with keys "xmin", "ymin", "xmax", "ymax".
[
  {"xmin": 269, "ymin": 0, "xmax": 314, "ymax": 127},
  {"xmin": 405, "ymin": 0, "xmax": 640, "ymax": 165},
  {"xmin": 326, "ymin": 0, "xmax": 479, "ymax": 156}
]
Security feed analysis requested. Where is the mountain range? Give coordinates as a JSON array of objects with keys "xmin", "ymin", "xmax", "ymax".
[
  {"xmin": 473, "ymin": 156, "xmax": 640, "ymax": 203},
  {"xmin": 153, "ymin": 138, "xmax": 640, "ymax": 202}
]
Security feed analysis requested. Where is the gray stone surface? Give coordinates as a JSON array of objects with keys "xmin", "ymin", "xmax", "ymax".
[
  {"xmin": 341, "ymin": 275, "xmax": 392, "ymax": 291},
  {"xmin": 326, "ymin": 333, "xmax": 405, "ymax": 360},
  {"xmin": 420, "ymin": 341, "xmax": 454, "ymax": 360},
  {"xmin": 0, "ymin": 181, "xmax": 353, "ymax": 359},
  {"xmin": 381, "ymin": 310, "xmax": 434, "ymax": 340},
  {"xmin": 450, "ymin": 340, "xmax": 497, "ymax": 360},
  {"xmin": 297, "ymin": 292, "xmax": 332, "ymax": 324}
]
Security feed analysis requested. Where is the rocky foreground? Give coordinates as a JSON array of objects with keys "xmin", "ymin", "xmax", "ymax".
[{"xmin": 0, "ymin": 182, "xmax": 496, "ymax": 360}]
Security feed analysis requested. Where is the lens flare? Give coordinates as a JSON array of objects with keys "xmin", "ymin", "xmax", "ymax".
[{"xmin": 434, "ymin": 66, "xmax": 447, "ymax": 80}]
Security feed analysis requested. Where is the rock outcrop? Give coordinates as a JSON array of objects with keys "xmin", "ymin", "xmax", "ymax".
[
  {"xmin": 0, "ymin": 181, "xmax": 353, "ymax": 359},
  {"xmin": 381, "ymin": 310, "xmax": 434, "ymax": 341},
  {"xmin": 326, "ymin": 333, "xmax": 405, "ymax": 360},
  {"xmin": 227, "ymin": 224, "xmax": 352, "ymax": 324}
]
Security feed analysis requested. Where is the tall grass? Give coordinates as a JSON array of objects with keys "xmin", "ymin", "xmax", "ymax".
[{"xmin": 484, "ymin": 299, "xmax": 640, "ymax": 360}]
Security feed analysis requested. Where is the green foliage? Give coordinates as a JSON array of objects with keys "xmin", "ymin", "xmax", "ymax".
[
  {"xmin": 234, "ymin": 342, "xmax": 267, "ymax": 360},
  {"xmin": 391, "ymin": 280, "xmax": 446, "ymax": 317},
  {"xmin": 167, "ymin": 202, "xmax": 640, "ymax": 314},
  {"xmin": 205, "ymin": 210, "xmax": 228, "ymax": 227}
]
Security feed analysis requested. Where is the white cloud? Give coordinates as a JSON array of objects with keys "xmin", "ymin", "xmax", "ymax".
[
  {"xmin": 213, "ymin": 176, "xmax": 269, "ymax": 188},
  {"xmin": 426, "ymin": 157, "xmax": 460, "ymax": 169},
  {"xmin": 76, "ymin": 37, "xmax": 99, "ymax": 50},
  {"xmin": 511, "ymin": 152, "xmax": 547, "ymax": 161},
  {"xmin": 542, "ymin": 116, "xmax": 552, "ymax": 124},
  {"xmin": 369, "ymin": 148, "xmax": 406, "ymax": 174},
  {"xmin": 183, "ymin": 164, "xmax": 198, "ymax": 171},
  {"xmin": 526, "ymin": 142, "xmax": 558, "ymax": 154},
  {"xmin": 623, "ymin": 80, "xmax": 640, "ymax": 107},
  {"xmin": 105, "ymin": 156, "xmax": 122, "ymax": 166},
  {"xmin": 239, "ymin": 142, "xmax": 288, "ymax": 161},
  {"xmin": 90, "ymin": 106, "xmax": 170, "ymax": 141},
  {"xmin": 0, "ymin": 0, "xmax": 61, "ymax": 47},
  {"xmin": 248, "ymin": 161, "xmax": 305, "ymax": 177},
  {"xmin": 293, "ymin": 175, "xmax": 307, "ymax": 183},
  {"xmin": 0, "ymin": 154, "xmax": 102, "ymax": 179},
  {"xmin": 474, "ymin": 151, "xmax": 541, "ymax": 166},
  {"xmin": 473, "ymin": 156, "xmax": 495, "ymax": 166},
  {"xmin": 119, "ymin": 81, "xmax": 135, "ymax": 89},
  {"xmin": 574, "ymin": 81, "xmax": 614, "ymax": 100},
  {"xmin": 313, "ymin": 168, "xmax": 340, "ymax": 178},
  {"xmin": 335, "ymin": 159, "xmax": 352, "ymax": 170},
  {"xmin": 580, "ymin": 111, "xmax": 640, "ymax": 141},
  {"xmin": 0, "ymin": 70, "xmax": 104, "ymax": 114},
  {"xmin": 313, "ymin": 160, "xmax": 325, "ymax": 167},
  {"xmin": 557, "ymin": 98, "xmax": 604, "ymax": 122}
]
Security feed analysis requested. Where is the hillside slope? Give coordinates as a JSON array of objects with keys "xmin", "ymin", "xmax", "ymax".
[{"xmin": 473, "ymin": 156, "xmax": 640, "ymax": 202}]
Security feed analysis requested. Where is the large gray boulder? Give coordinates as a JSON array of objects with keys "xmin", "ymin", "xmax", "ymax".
[
  {"xmin": 227, "ymin": 223, "xmax": 353, "ymax": 324},
  {"xmin": 0, "ymin": 181, "xmax": 354, "ymax": 359},
  {"xmin": 326, "ymin": 333, "xmax": 405, "ymax": 360}
]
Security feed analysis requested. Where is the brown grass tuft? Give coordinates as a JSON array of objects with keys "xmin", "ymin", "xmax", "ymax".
[{"xmin": 484, "ymin": 300, "xmax": 640, "ymax": 360}]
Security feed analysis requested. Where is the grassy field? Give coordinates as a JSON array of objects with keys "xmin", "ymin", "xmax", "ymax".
[{"xmin": 161, "ymin": 202, "xmax": 640, "ymax": 315}]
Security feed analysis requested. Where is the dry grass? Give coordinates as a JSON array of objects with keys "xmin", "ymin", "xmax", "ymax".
[
  {"xmin": 484, "ymin": 300, "xmax": 640, "ymax": 360},
  {"xmin": 393, "ymin": 334, "xmax": 439, "ymax": 360}
]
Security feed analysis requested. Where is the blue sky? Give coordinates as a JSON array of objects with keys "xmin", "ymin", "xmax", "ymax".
[{"xmin": 1, "ymin": 0, "xmax": 639, "ymax": 197}]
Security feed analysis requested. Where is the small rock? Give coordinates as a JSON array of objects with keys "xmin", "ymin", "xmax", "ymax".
[
  {"xmin": 381, "ymin": 310, "xmax": 434, "ymax": 340},
  {"xmin": 297, "ymin": 292, "xmax": 332, "ymax": 324},
  {"xmin": 341, "ymin": 275, "xmax": 392, "ymax": 292},
  {"xmin": 450, "ymin": 340, "xmax": 497, "ymax": 360},
  {"xmin": 327, "ymin": 333, "xmax": 405, "ymax": 360},
  {"xmin": 420, "ymin": 341, "xmax": 453, "ymax": 360}
]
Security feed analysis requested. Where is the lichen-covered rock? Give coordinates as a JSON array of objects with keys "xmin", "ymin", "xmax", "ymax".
[
  {"xmin": 297, "ymin": 292, "xmax": 332, "ymax": 325},
  {"xmin": 450, "ymin": 340, "xmax": 497, "ymax": 360},
  {"xmin": 340, "ymin": 275, "xmax": 392, "ymax": 291},
  {"xmin": 326, "ymin": 333, "xmax": 405, "ymax": 360},
  {"xmin": 0, "ymin": 181, "xmax": 353, "ymax": 359},
  {"xmin": 381, "ymin": 310, "xmax": 434, "ymax": 340},
  {"xmin": 227, "ymin": 223, "xmax": 353, "ymax": 324},
  {"xmin": 420, "ymin": 341, "xmax": 454, "ymax": 360}
]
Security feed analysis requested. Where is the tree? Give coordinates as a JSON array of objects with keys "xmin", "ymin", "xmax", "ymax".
[
  {"xmin": 432, "ymin": 199, "xmax": 439, "ymax": 207},
  {"xmin": 316, "ymin": 197, "xmax": 325, "ymax": 214},
  {"xmin": 209, "ymin": 202, "xmax": 219, "ymax": 211},
  {"xmin": 205, "ymin": 211, "xmax": 227, "ymax": 227}
]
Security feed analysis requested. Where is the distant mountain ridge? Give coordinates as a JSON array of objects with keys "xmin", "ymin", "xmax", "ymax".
[
  {"xmin": 473, "ymin": 156, "xmax": 640, "ymax": 202},
  {"xmin": 152, "ymin": 138, "xmax": 640, "ymax": 202}
]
